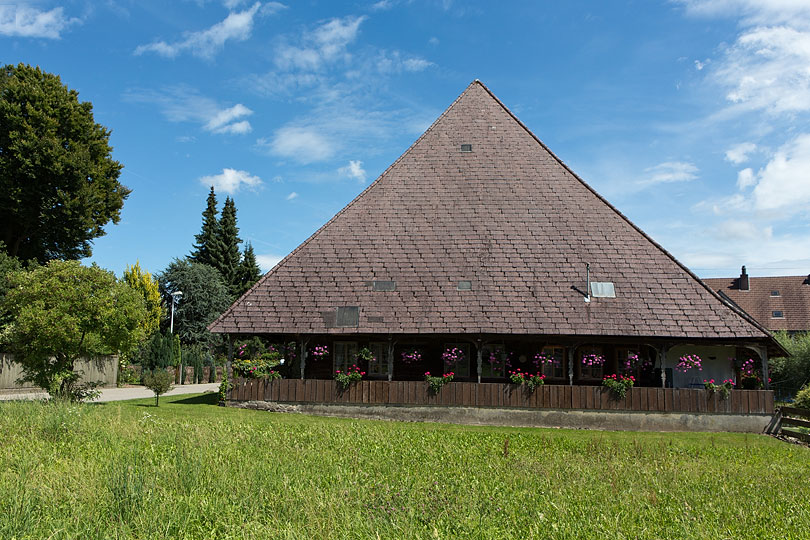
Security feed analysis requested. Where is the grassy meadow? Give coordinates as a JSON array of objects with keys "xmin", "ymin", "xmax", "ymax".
[{"xmin": 0, "ymin": 393, "xmax": 808, "ymax": 539}]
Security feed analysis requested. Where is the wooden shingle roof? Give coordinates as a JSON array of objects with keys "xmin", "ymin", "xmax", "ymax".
[{"xmin": 210, "ymin": 81, "xmax": 774, "ymax": 344}]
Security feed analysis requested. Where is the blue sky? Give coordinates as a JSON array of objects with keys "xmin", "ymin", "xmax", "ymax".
[{"xmin": 3, "ymin": 0, "xmax": 810, "ymax": 279}]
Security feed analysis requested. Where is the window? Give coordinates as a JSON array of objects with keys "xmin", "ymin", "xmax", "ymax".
[
  {"xmin": 579, "ymin": 347, "xmax": 604, "ymax": 380},
  {"xmin": 772, "ymin": 311, "xmax": 784, "ymax": 318},
  {"xmin": 482, "ymin": 344, "xmax": 507, "ymax": 378},
  {"xmin": 460, "ymin": 144, "xmax": 472, "ymax": 152},
  {"xmin": 540, "ymin": 346, "xmax": 566, "ymax": 379},
  {"xmin": 770, "ymin": 290, "xmax": 780, "ymax": 297},
  {"xmin": 372, "ymin": 281, "xmax": 396, "ymax": 291},
  {"xmin": 333, "ymin": 341, "xmax": 358, "ymax": 373},
  {"xmin": 457, "ymin": 280, "xmax": 472, "ymax": 290},
  {"xmin": 442, "ymin": 343, "xmax": 470, "ymax": 377},
  {"xmin": 367, "ymin": 342, "xmax": 388, "ymax": 376}
]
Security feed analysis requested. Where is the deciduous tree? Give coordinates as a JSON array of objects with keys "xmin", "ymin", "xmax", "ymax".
[
  {"xmin": 123, "ymin": 261, "xmax": 162, "ymax": 337},
  {"xmin": 0, "ymin": 64, "xmax": 129, "ymax": 263},
  {"xmin": 3, "ymin": 260, "xmax": 147, "ymax": 400}
]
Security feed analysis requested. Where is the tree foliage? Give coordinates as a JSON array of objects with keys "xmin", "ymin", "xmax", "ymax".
[
  {"xmin": 769, "ymin": 331, "xmax": 810, "ymax": 396},
  {"xmin": 141, "ymin": 369, "xmax": 173, "ymax": 407},
  {"xmin": 217, "ymin": 196, "xmax": 242, "ymax": 297},
  {"xmin": 158, "ymin": 259, "xmax": 230, "ymax": 347},
  {"xmin": 0, "ymin": 63, "xmax": 129, "ymax": 263},
  {"xmin": 2, "ymin": 260, "xmax": 147, "ymax": 399},
  {"xmin": 123, "ymin": 261, "xmax": 162, "ymax": 337},
  {"xmin": 189, "ymin": 186, "xmax": 221, "ymax": 269},
  {"xmin": 236, "ymin": 242, "xmax": 262, "ymax": 297}
]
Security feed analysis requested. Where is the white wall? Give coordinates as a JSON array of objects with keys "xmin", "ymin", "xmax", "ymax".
[
  {"xmin": 666, "ymin": 345, "xmax": 735, "ymax": 389},
  {"xmin": 0, "ymin": 352, "xmax": 118, "ymax": 390}
]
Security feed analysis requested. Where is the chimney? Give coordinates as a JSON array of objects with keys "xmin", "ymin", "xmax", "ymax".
[{"xmin": 739, "ymin": 265, "xmax": 750, "ymax": 291}]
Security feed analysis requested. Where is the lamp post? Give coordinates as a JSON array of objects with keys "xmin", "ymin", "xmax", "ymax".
[{"xmin": 169, "ymin": 291, "xmax": 183, "ymax": 334}]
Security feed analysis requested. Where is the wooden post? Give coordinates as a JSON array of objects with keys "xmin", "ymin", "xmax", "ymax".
[
  {"xmin": 387, "ymin": 338, "xmax": 394, "ymax": 382},
  {"xmin": 476, "ymin": 340, "xmax": 483, "ymax": 384},
  {"xmin": 660, "ymin": 345, "xmax": 669, "ymax": 388},
  {"xmin": 756, "ymin": 345, "xmax": 770, "ymax": 390},
  {"xmin": 299, "ymin": 338, "xmax": 309, "ymax": 380},
  {"xmin": 226, "ymin": 334, "xmax": 233, "ymax": 401},
  {"xmin": 568, "ymin": 347, "xmax": 574, "ymax": 386}
]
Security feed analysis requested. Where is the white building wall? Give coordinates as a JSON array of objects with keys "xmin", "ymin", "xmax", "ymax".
[{"xmin": 666, "ymin": 345, "xmax": 736, "ymax": 389}]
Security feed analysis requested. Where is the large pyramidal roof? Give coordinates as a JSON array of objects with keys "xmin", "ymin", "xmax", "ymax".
[{"xmin": 211, "ymin": 81, "xmax": 773, "ymax": 345}]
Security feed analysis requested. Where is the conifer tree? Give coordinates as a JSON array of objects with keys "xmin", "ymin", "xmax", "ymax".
[
  {"xmin": 217, "ymin": 197, "xmax": 242, "ymax": 297},
  {"xmin": 190, "ymin": 187, "xmax": 221, "ymax": 268},
  {"xmin": 236, "ymin": 242, "xmax": 262, "ymax": 297}
]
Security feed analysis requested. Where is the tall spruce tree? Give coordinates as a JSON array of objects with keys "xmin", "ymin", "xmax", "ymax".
[
  {"xmin": 236, "ymin": 242, "xmax": 262, "ymax": 297},
  {"xmin": 189, "ymin": 187, "xmax": 221, "ymax": 268},
  {"xmin": 217, "ymin": 197, "xmax": 242, "ymax": 297}
]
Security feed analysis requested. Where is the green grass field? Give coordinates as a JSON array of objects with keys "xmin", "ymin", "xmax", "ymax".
[{"xmin": 1, "ymin": 393, "xmax": 808, "ymax": 539}]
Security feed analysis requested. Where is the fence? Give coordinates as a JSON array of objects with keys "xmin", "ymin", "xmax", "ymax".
[
  {"xmin": 771, "ymin": 406, "xmax": 810, "ymax": 443},
  {"xmin": 228, "ymin": 378, "xmax": 774, "ymax": 415}
]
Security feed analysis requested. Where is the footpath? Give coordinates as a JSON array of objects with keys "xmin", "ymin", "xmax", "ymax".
[{"xmin": 0, "ymin": 383, "xmax": 219, "ymax": 402}]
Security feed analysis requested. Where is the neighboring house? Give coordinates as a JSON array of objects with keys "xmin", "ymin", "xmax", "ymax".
[
  {"xmin": 704, "ymin": 267, "xmax": 810, "ymax": 334},
  {"xmin": 210, "ymin": 81, "xmax": 783, "ymax": 389}
]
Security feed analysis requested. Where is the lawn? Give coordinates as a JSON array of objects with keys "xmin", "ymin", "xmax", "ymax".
[{"xmin": 1, "ymin": 394, "xmax": 808, "ymax": 539}]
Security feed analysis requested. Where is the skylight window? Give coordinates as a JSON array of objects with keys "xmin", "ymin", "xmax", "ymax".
[
  {"xmin": 590, "ymin": 282, "xmax": 616, "ymax": 298},
  {"xmin": 772, "ymin": 310, "xmax": 784, "ymax": 319},
  {"xmin": 336, "ymin": 306, "xmax": 359, "ymax": 327},
  {"xmin": 457, "ymin": 280, "xmax": 472, "ymax": 290},
  {"xmin": 770, "ymin": 290, "xmax": 780, "ymax": 297},
  {"xmin": 460, "ymin": 144, "xmax": 472, "ymax": 152},
  {"xmin": 372, "ymin": 281, "xmax": 396, "ymax": 291}
]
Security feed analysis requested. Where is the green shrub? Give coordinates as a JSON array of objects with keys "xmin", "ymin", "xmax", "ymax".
[
  {"xmin": 141, "ymin": 370, "xmax": 173, "ymax": 407},
  {"xmin": 794, "ymin": 385, "xmax": 810, "ymax": 410}
]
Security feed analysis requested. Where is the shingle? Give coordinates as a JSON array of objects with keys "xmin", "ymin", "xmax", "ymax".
[{"xmin": 210, "ymin": 81, "xmax": 773, "ymax": 343}]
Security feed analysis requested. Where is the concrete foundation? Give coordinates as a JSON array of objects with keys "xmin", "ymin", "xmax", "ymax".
[{"xmin": 228, "ymin": 400, "xmax": 772, "ymax": 433}]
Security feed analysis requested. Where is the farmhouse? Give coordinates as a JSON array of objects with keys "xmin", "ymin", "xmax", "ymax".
[
  {"xmin": 704, "ymin": 266, "xmax": 810, "ymax": 335},
  {"xmin": 210, "ymin": 81, "xmax": 782, "ymax": 393}
]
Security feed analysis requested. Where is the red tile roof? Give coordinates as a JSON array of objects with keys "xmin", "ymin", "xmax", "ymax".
[
  {"xmin": 703, "ymin": 275, "xmax": 810, "ymax": 332},
  {"xmin": 210, "ymin": 81, "xmax": 774, "ymax": 346}
]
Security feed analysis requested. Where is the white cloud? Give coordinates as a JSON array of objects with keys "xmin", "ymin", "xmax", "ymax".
[
  {"xmin": 274, "ymin": 15, "xmax": 366, "ymax": 71},
  {"xmin": 712, "ymin": 25, "xmax": 810, "ymax": 115},
  {"xmin": 715, "ymin": 220, "xmax": 773, "ymax": 241},
  {"xmin": 736, "ymin": 167, "xmax": 755, "ymax": 188},
  {"xmin": 371, "ymin": 0, "xmax": 394, "ymax": 10},
  {"xmin": 373, "ymin": 50, "xmax": 434, "ymax": 74},
  {"xmin": 750, "ymin": 133, "xmax": 810, "ymax": 213},
  {"xmin": 256, "ymin": 254, "xmax": 284, "ymax": 272},
  {"xmin": 260, "ymin": 126, "xmax": 335, "ymax": 164},
  {"xmin": 286, "ymin": 191, "xmax": 298, "ymax": 200},
  {"xmin": 694, "ymin": 59, "xmax": 706, "ymax": 70},
  {"xmin": 135, "ymin": 2, "xmax": 261, "ymax": 59},
  {"xmin": 124, "ymin": 86, "xmax": 253, "ymax": 135},
  {"xmin": 641, "ymin": 161, "xmax": 699, "ymax": 184},
  {"xmin": 338, "ymin": 160, "xmax": 367, "ymax": 182},
  {"xmin": 199, "ymin": 168, "xmax": 262, "ymax": 194},
  {"xmin": 725, "ymin": 142, "xmax": 757, "ymax": 164},
  {"xmin": 676, "ymin": 1, "xmax": 810, "ymax": 27},
  {"xmin": 0, "ymin": 5, "xmax": 80, "ymax": 38}
]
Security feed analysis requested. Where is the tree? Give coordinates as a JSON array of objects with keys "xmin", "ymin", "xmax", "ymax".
[
  {"xmin": 158, "ymin": 259, "xmax": 230, "ymax": 347},
  {"xmin": 189, "ymin": 186, "xmax": 222, "ymax": 269},
  {"xmin": 236, "ymin": 242, "xmax": 262, "ymax": 297},
  {"xmin": 123, "ymin": 261, "xmax": 162, "ymax": 337},
  {"xmin": 769, "ymin": 331, "xmax": 810, "ymax": 397},
  {"xmin": 141, "ymin": 369, "xmax": 173, "ymax": 407},
  {"xmin": 0, "ymin": 64, "xmax": 129, "ymax": 263},
  {"xmin": 2, "ymin": 260, "xmax": 147, "ymax": 400},
  {"xmin": 217, "ymin": 196, "xmax": 242, "ymax": 297}
]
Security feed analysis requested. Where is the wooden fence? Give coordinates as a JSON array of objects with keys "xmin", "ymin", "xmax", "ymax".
[
  {"xmin": 772, "ymin": 406, "xmax": 810, "ymax": 442},
  {"xmin": 228, "ymin": 378, "xmax": 774, "ymax": 415}
]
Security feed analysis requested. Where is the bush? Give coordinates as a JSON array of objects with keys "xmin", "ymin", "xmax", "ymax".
[
  {"xmin": 794, "ymin": 385, "xmax": 810, "ymax": 410},
  {"xmin": 769, "ymin": 331, "xmax": 810, "ymax": 397},
  {"xmin": 141, "ymin": 370, "xmax": 173, "ymax": 407}
]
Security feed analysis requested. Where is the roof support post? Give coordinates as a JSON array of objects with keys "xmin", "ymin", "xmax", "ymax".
[
  {"xmin": 299, "ymin": 337, "xmax": 309, "ymax": 380},
  {"xmin": 387, "ymin": 337, "xmax": 394, "ymax": 382},
  {"xmin": 659, "ymin": 345, "xmax": 669, "ymax": 388},
  {"xmin": 226, "ymin": 334, "xmax": 233, "ymax": 401},
  {"xmin": 476, "ymin": 341, "xmax": 483, "ymax": 384},
  {"xmin": 754, "ymin": 344, "xmax": 770, "ymax": 390},
  {"xmin": 568, "ymin": 347, "xmax": 575, "ymax": 386}
]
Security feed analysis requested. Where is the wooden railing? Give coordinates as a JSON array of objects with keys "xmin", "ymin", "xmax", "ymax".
[
  {"xmin": 772, "ymin": 406, "xmax": 810, "ymax": 442},
  {"xmin": 228, "ymin": 378, "xmax": 774, "ymax": 415}
]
